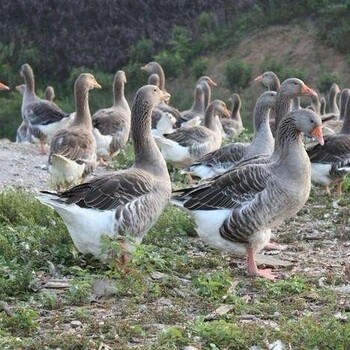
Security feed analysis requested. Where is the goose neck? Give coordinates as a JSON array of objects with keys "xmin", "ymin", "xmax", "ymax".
[
  {"xmin": 132, "ymin": 101, "xmax": 167, "ymax": 176},
  {"xmin": 340, "ymin": 98, "xmax": 350, "ymax": 134},
  {"xmin": 274, "ymin": 91, "xmax": 292, "ymax": 132},
  {"xmin": 329, "ymin": 86, "xmax": 340, "ymax": 115},
  {"xmin": 204, "ymin": 104, "xmax": 217, "ymax": 130},
  {"xmin": 72, "ymin": 83, "xmax": 92, "ymax": 129},
  {"xmin": 191, "ymin": 89, "xmax": 205, "ymax": 114},
  {"xmin": 113, "ymin": 77, "xmax": 125, "ymax": 106}
]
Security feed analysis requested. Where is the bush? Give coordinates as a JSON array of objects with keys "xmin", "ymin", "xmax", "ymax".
[
  {"xmin": 317, "ymin": 72, "xmax": 340, "ymax": 93},
  {"xmin": 129, "ymin": 38, "xmax": 154, "ymax": 63},
  {"xmin": 191, "ymin": 58, "xmax": 208, "ymax": 79},
  {"xmin": 224, "ymin": 57, "xmax": 252, "ymax": 89},
  {"xmin": 154, "ymin": 51, "xmax": 185, "ymax": 78}
]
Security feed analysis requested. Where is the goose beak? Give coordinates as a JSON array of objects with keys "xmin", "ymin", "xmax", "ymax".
[
  {"xmin": 0, "ymin": 82, "xmax": 9, "ymax": 91},
  {"xmin": 222, "ymin": 107, "xmax": 231, "ymax": 118},
  {"xmin": 94, "ymin": 81, "xmax": 102, "ymax": 89},
  {"xmin": 161, "ymin": 91, "xmax": 171, "ymax": 102},
  {"xmin": 301, "ymin": 84, "xmax": 318, "ymax": 97},
  {"xmin": 254, "ymin": 75, "xmax": 263, "ymax": 83},
  {"xmin": 311, "ymin": 126, "xmax": 324, "ymax": 146},
  {"xmin": 209, "ymin": 78, "xmax": 217, "ymax": 86},
  {"xmin": 141, "ymin": 65, "xmax": 147, "ymax": 71}
]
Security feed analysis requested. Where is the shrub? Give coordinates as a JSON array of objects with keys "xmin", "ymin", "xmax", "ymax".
[
  {"xmin": 129, "ymin": 38, "xmax": 155, "ymax": 63},
  {"xmin": 318, "ymin": 72, "xmax": 340, "ymax": 93},
  {"xmin": 224, "ymin": 57, "xmax": 252, "ymax": 89},
  {"xmin": 154, "ymin": 51, "xmax": 185, "ymax": 78},
  {"xmin": 191, "ymin": 58, "xmax": 208, "ymax": 79}
]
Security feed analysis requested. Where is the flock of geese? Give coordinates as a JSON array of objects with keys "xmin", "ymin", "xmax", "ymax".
[{"xmin": 1, "ymin": 61, "xmax": 350, "ymax": 280}]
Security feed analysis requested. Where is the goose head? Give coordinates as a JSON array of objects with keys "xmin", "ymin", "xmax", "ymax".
[
  {"xmin": 20, "ymin": 63, "xmax": 34, "ymax": 80},
  {"xmin": 44, "ymin": 86, "xmax": 55, "ymax": 101},
  {"xmin": 228, "ymin": 93, "xmax": 241, "ymax": 107},
  {"xmin": 0, "ymin": 82, "xmax": 9, "ymax": 91},
  {"xmin": 141, "ymin": 61, "xmax": 161, "ymax": 73},
  {"xmin": 198, "ymin": 76, "xmax": 217, "ymax": 87},
  {"xmin": 293, "ymin": 109, "xmax": 324, "ymax": 145},
  {"xmin": 211, "ymin": 100, "xmax": 231, "ymax": 118},
  {"xmin": 15, "ymin": 84, "xmax": 25, "ymax": 94},
  {"xmin": 116, "ymin": 70, "xmax": 127, "ymax": 84},
  {"xmin": 254, "ymin": 71, "xmax": 279, "ymax": 89},
  {"xmin": 137, "ymin": 85, "xmax": 170, "ymax": 106},
  {"xmin": 280, "ymin": 78, "xmax": 317, "ymax": 98},
  {"xmin": 331, "ymin": 83, "xmax": 341, "ymax": 95},
  {"xmin": 148, "ymin": 73, "xmax": 160, "ymax": 87},
  {"xmin": 257, "ymin": 90, "xmax": 277, "ymax": 108},
  {"xmin": 75, "ymin": 73, "xmax": 102, "ymax": 91}
]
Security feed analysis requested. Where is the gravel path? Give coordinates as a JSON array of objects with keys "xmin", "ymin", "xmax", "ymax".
[{"xmin": 0, "ymin": 139, "xmax": 109, "ymax": 191}]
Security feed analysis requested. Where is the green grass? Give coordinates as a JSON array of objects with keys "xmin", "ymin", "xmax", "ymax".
[{"xmin": 0, "ymin": 166, "xmax": 349, "ymax": 348}]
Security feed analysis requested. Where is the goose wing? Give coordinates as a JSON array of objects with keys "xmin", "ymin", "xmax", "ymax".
[
  {"xmin": 49, "ymin": 129, "xmax": 95, "ymax": 164},
  {"xmin": 92, "ymin": 108, "xmax": 128, "ymax": 136},
  {"xmin": 164, "ymin": 126, "xmax": 213, "ymax": 147},
  {"xmin": 173, "ymin": 164, "xmax": 270, "ymax": 210},
  {"xmin": 307, "ymin": 134, "xmax": 350, "ymax": 163},
  {"xmin": 52, "ymin": 168, "xmax": 160, "ymax": 211},
  {"xmin": 25, "ymin": 100, "xmax": 68, "ymax": 126}
]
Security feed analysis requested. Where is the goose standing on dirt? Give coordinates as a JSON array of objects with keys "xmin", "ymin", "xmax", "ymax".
[
  {"xmin": 15, "ymin": 85, "xmax": 31, "ymax": 143},
  {"xmin": 307, "ymin": 90, "xmax": 350, "ymax": 196},
  {"xmin": 221, "ymin": 93, "xmax": 243, "ymax": 139},
  {"xmin": 172, "ymin": 109, "xmax": 324, "ymax": 280},
  {"xmin": 48, "ymin": 73, "xmax": 101, "ymax": 190},
  {"xmin": 37, "ymin": 85, "xmax": 172, "ymax": 263},
  {"xmin": 20, "ymin": 63, "xmax": 71, "ymax": 153},
  {"xmin": 155, "ymin": 100, "xmax": 230, "ymax": 167},
  {"xmin": 184, "ymin": 91, "xmax": 276, "ymax": 179},
  {"xmin": 92, "ymin": 70, "xmax": 131, "ymax": 165}
]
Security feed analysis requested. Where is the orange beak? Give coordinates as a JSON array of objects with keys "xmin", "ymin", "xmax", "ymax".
[
  {"xmin": 311, "ymin": 126, "xmax": 324, "ymax": 146},
  {"xmin": 208, "ymin": 78, "xmax": 217, "ymax": 87},
  {"xmin": 301, "ymin": 84, "xmax": 318, "ymax": 97},
  {"xmin": 222, "ymin": 107, "xmax": 231, "ymax": 118},
  {"xmin": 161, "ymin": 91, "xmax": 171, "ymax": 102},
  {"xmin": 254, "ymin": 75, "xmax": 263, "ymax": 83},
  {"xmin": 0, "ymin": 82, "xmax": 9, "ymax": 91}
]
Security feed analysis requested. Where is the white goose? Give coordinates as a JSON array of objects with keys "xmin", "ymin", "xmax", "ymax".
[{"xmin": 37, "ymin": 85, "xmax": 171, "ymax": 263}]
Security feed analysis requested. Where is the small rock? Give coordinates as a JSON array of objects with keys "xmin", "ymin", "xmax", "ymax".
[
  {"xmin": 92, "ymin": 279, "xmax": 118, "ymax": 298},
  {"xmin": 204, "ymin": 304, "xmax": 234, "ymax": 321},
  {"xmin": 183, "ymin": 346, "xmax": 199, "ymax": 350},
  {"xmin": 70, "ymin": 320, "xmax": 83, "ymax": 328},
  {"xmin": 151, "ymin": 271, "xmax": 166, "ymax": 280}
]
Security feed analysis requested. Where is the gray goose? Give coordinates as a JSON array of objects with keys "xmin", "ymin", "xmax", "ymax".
[
  {"xmin": 184, "ymin": 78, "xmax": 317, "ymax": 180},
  {"xmin": 20, "ymin": 63, "xmax": 70, "ymax": 154},
  {"xmin": 15, "ymin": 84, "xmax": 31, "ymax": 143},
  {"xmin": 92, "ymin": 70, "xmax": 131, "ymax": 166},
  {"xmin": 184, "ymin": 91, "xmax": 276, "ymax": 180},
  {"xmin": 220, "ymin": 93, "xmax": 243, "ymax": 139},
  {"xmin": 155, "ymin": 100, "xmax": 230, "ymax": 167},
  {"xmin": 172, "ymin": 109, "xmax": 324, "ymax": 280},
  {"xmin": 197, "ymin": 76, "xmax": 217, "ymax": 110},
  {"xmin": 48, "ymin": 73, "xmax": 101, "ymax": 190},
  {"xmin": 307, "ymin": 90, "xmax": 350, "ymax": 196},
  {"xmin": 44, "ymin": 86, "xmax": 55, "ymax": 102},
  {"xmin": 37, "ymin": 85, "xmax": 171, "ymax": 263}
]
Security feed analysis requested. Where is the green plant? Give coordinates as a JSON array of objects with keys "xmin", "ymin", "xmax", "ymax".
[
  {"xmin": 224, "ymin": 57, "xmax": 252, "ymax": 90},
  {"xmin": 0, "ymin": 306, "xmax": 38, "ymax": 336},
  {"xmin": 317, "ymin": 72, "xmax": 340, "ymax": 93},
  {"xmin": 130, "ymin": 38, "xmax": 154, "ymax": 63},
  {"xmin": 191, "ymin": 58, "xmax": 208, "ymax": 79}
]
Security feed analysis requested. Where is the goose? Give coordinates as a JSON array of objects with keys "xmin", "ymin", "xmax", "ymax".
[
  {"xmin": 180, "ymin": 84, "xmax": 205, "ymax": 122},
  {"xmin": 48, "ymin": 73, "xmax": 101, "ymax": 190},
  {"xmin": 37, "ymin": 85, "xmax": 172, "ymax": 263},
  {"xmin": 15, "ymin": 84, "xmax": 32, "ymax": 143},
  {"xmin": 197, "ymin": 76, "xmax": 217, "ymax": 110},
  {"xmin": 0, "ymin": 81, "xmax": 9, "ymax": 90},
  {"xmin": 184, "ymin": 78, "xmax": 317, "ymax": 180},
  {"xmin": 20, "ymin": 63, "xmax": 71, "ymax": 153},
  {"xmin": 307, "ymin": 90, "xmax": 350, "ymax": 196},
  {"xmin": 323, "ymin": 88, "xmax": 350, "ymax": 134},
  {"xmin": 172, "ymin": 109, "xmax": 324, "ymax": 280},
  {"xmin": 141, "ymin": 62, "xmax": 166, "ymax": 92},
  {"xmin": 92, "ymin": 70, "xmax": 131, "ymax": 166},
  {"xmin": 183, "ymin": 91, "xmax": 276, "ymax": 180},
  {"xmin": 220, "ymin": 93, "xmax": 244, "ymax": 139},
  {"xmin": 151, "ymin": 112, "xmax": 177, "ymax": 137},
  {"xmin": 328, "ymin": 83, "xmax": 341, "ymax": 116},
  {"xmin": 320, "ymin": 96, "xmax": 326, "ymax": 116},
  {"xmin": 155, "ymin": 100, "xmax": 230, "ymax": 167},
  {"xmin": 44, "ymin": 86, "xmax": 55, "ymax": 102}
]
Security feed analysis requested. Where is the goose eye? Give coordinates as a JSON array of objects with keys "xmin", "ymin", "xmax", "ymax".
[
  {"xmin": 310, "ymin": 119, "xmax": 314, "ymax": 124},
  {"xmin": 153, "ymin": 88, "xmax": 157, "ymax": 93},
  {"xmin": 294, "ymin": 82, "xmax": 298, "ymax": 85}
]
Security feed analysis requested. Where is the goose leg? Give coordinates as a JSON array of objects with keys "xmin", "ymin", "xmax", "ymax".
[
  {"xmin": 324, "ymin": 185, "xmax": 331, "ymax": 196},
  {"xmin": 335, "ymin": 181, "xmax": 342, "ymax": 197},
  {"xmin": 246, "ymin": 247, "xmax": 277, "ymax": 280},
  {"xmin": 39, "ymin": 140, "xmax": 47, "ymax": 155}
]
